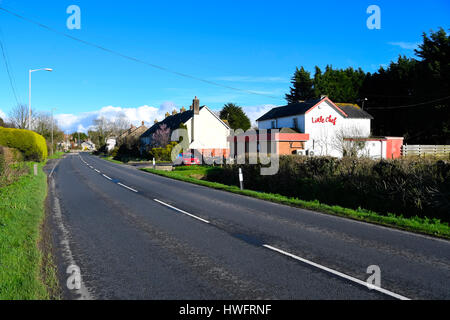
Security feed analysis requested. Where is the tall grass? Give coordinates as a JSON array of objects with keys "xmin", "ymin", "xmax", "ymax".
[{"xmin": 0, "ymin": 162, "xmax": 50, "ymax": 299}]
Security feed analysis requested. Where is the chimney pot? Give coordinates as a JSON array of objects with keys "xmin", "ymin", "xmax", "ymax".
[{"xmin": 193, "ymin": 96, "xmax": 200, "ymax": 115}]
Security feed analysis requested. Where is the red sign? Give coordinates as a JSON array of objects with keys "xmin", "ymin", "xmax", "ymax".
[{"xmin": 312, "ymin": 115, "xmax": 337, "ymax": 126}]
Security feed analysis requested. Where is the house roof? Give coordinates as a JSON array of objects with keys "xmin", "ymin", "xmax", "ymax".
[
  {"xmin": 335, "ymin": 103, "xmax": 374, "ymax": 119},
  {"xmin": 256, "ymin": 97, "xmax": 373, "ymax": 121},
  {"xmin": 256, "ymin": 99, "xmax": 322, "ymax": 121},
  {"xmin": 140, "ymin": 107, "xmax": 205, "ymax": 138}
]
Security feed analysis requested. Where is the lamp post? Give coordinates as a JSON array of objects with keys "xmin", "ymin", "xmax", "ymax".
[
  {"xmin": 29, "ymin": 68, "xmax": 53, "ymax": 130},
  {"xmin": 362, "ymin": 98, "xmax": 368, "ymax": 110}
]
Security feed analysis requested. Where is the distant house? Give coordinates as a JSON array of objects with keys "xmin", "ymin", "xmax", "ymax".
[
  {"xmin": 81, "ymin": 140, "xmax": 96, "ymax": 151},
  {"xmin": 140, "ymin": 97, "xmax": 230, "ymax": 157},
  {"xmin": 117, "ymin": 121, "xmax": 148, "ymax": 146},
  {"xmin": 106, "ymin": 138, "xmax": 117, "ymax": 152}
]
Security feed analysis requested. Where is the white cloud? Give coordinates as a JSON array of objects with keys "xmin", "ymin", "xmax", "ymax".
[
  {"xmin": 55, "ymin": 102, "xmax": 179, "ymax": 133},
  {"xmin": 388, "ymin": 42, "xmax": 420, "ymax": 50},
  {"xmin": 0, "ymin": 109, "xmax": 6, "ymax": 120},
  {"xmin": 242, "ymin": 104, "xmax": 277, "ymax": 126},
  {"xmin": 53, "ymin": 102, "xmax": 277, "ymax": 133}
]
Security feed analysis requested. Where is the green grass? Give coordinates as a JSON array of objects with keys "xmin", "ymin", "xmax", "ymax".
[
  {"xmin": 0, "ymin": 162, "xmax": 56, "ymax": 300},
  {"xmin": 141, "ymin": 167, "xmax": 450, "ymax": 239},
  {"xmin": 103, "ymin": 156, "xmax": 124, "ymax": 164},
  {"xmin": 47, "ymin": 152, "xmax": 64, "ymax": 160}
]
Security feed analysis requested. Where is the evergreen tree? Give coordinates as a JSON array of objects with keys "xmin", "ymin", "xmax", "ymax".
[
  {"xmin": 219, "ymin": 103, "xmax": 251, "ymax": 131},
  {"xmin": 285, "ymin": 67, "xmax": 316, "ymax": 103}
]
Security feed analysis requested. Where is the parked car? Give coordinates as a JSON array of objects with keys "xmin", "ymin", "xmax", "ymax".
[{"xmin": 174, "ymin": 152, "xmax": 201, "ymax": 166}]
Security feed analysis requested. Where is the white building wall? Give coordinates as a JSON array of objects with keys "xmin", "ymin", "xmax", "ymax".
[{"xmin": 188, "ymin": 107, "xmax": 230, "ymax": 150}]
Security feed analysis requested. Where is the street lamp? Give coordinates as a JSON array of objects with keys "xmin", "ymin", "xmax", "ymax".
[{"xmin": 29, "ymin": 68, "xmax": 53, "ymax": 130}]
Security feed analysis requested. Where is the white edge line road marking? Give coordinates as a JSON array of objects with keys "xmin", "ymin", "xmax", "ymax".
[
  {"xmin": 49, "ymin": 161, "xmax": 58, "ymax": 178},
  {"xmin": 102, "ymin": 174, "xmax": 112, "ymax": 181},
  {"xmin": 118, "ymin": 182, "xmax": 138, "ymax": 193},
  {"xmin": 154, "ymin": 199, "xmax": 210, "ymax": 224},
  {"xmin": 263, "ymin": 245, "xmax": 410, "ymax": 301}
]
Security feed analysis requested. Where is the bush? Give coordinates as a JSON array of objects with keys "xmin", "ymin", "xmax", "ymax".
[
  {"xmin": 0, "ymin": 128, "xmax": 48, "ymax": 161},
  {"xmin": 206, "ymin": 156, "xmax": 450, "ymax": 222},
  {"xmin": 147, "ymin": 142, "xmax": 178, "ymax": 162}
]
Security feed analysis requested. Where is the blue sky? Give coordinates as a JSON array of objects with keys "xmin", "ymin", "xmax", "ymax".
[{"xmin": 0, "ymin": 0, "xmax": 449, "ymax": 132}]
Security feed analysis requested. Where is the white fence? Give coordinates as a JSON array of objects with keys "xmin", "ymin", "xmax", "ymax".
[{"xmin": 402, "ymin": 145, "xmax": 450, "ymax": 157}]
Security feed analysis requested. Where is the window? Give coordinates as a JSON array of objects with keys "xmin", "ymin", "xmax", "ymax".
[{"xmin": 293, "ymin": 118, "xmax": 298, "ymax": 129}]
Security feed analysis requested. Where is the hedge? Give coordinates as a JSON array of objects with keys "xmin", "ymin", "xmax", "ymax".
[
  {"xmin": 0, "ymin": 128, "xmax": 48, "ymax": 161},
  {"xmin": 206, "ymin": 156, "xmax": 450, "ymax": 222}
]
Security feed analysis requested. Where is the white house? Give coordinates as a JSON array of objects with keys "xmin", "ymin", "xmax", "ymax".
[
  {"xmin": 256, "ymin": 96, "xmax": 403, "ymax": 159},
  {"xmin": 81, "ymin": 140, "xmax": 96, "ymax": 151},
  {"xmin": 106, "ymin": 138, "xmax": 117, "ymax": 152},
  {"xmin": 140, "ymin": 97, "xmax": 230, "ymax": 157}
]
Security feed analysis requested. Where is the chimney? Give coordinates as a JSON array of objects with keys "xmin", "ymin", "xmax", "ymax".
[
  {"xmin": 172, "ymin": 109, "xmax": 178, "ymax": 115},
  {"xmin": 154, "ymin": 119, "xmax": 158, "ymax": 124},
  {"xmin": 193, "ymin": 96, "xmax": 200, "ymax": 115},
  {"xmin": 141, "ymin": 121, "xmax": 145, "ymax": 126},
  {"xmin": 165, "ymin": 112, "xmax": 170, "ymax": 118},
  {"xmin": 180, "ymin": 106, "xmax": 186, "ymax": 113}
]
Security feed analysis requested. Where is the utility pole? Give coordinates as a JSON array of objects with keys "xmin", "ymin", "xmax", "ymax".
[{"xmin": 29, "ymin": 68, "xmax": 53, "ymax": 130}]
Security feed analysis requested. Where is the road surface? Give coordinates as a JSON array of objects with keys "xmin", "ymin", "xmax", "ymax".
[{"xmin": 45, "ymin": 153, "xmax": 450, "ymax": 300}]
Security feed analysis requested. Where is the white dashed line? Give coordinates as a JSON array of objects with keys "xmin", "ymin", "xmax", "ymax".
[
  {"xmin": 154, "ymin": 199, "xmax": 210, "ymax": 224},
  {"xmin": 118, "ymin": 182, "xmax": 138, "ymax": 193},
  {"xmin": 95, "ymin": 169, "xmax": 101, "ymax": 173},
  {"xmin": 102, "ymin": 174, "xmax": 112, "ymax": 181},
  {"xmin": 263, "ymin": 244, "xmax": 410, "ymax": 301}
]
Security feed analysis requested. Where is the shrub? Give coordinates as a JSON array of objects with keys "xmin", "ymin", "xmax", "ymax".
[
  {"xmin": 206, "ymin": 156, "xmax": 450, "ymax": 222},
  {"xmin": 147, "ymin": 142, "xmax": 178, "ymax": 161},
  {"xmin": 0, "ymin": 128, "xmax": 48, "ymax": 161}
]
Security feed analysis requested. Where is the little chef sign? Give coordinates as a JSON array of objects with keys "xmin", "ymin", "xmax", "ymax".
[{"xmin": 312, "ymin": 115, "xmax": 337, "ymax": 126}]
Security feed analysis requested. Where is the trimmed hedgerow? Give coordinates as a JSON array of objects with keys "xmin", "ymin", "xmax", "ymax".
[
  {"xmin": 206, "ymin": 156, "xmax": 450, "ymax": 222},
  {"xmin": 0, "ymin": 128, "xmax": 48, "ymax": 162}
]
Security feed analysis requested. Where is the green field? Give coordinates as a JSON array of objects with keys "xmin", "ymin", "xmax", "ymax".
[
  {"xmin": 142, "ymin": 166, "xmax": 450, "ymax": 239},
  {"xmin": 0, "ymin": 162, "xmax": 59, "ymax": 300}
]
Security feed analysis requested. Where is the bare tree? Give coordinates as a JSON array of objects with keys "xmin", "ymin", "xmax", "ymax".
[
  {"xmin": 110, "ymin": 113, "xmax": 131, "ymax": 137},
  {"xmin": 9, "ymin": 104, "xmax": 34, "ymax": 129},
  {"xmin": 331, "ymin": 126, "xmax": 368, "ymax": 157},
  {"xmin": 151, "ymin": 124, "xmax": 170, "ymax": 147}
]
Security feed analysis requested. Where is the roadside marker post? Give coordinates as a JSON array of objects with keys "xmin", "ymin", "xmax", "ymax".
[
  {"xmin": 153, "ymin": 158, "xmax": 156, "ymax": 170},
  {"xmin": 34, "ymin": 163, "xmax": 38, "ymax": 176},
  {"xmin": 239, "ymin": 168, "xmax": 244, "ymax": 190}
]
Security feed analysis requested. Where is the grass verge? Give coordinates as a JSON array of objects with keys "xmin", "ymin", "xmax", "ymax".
[
  {"xmin": 141, "ymin": 167, "xmax": 450, "ymax": 239},
  {"xmin": 47, "ymin": 152, "xmax": 65, "ymax": 160},
  {"xmin": 0, "ymin": 162, "xmax": 59, "ymax": 299}
]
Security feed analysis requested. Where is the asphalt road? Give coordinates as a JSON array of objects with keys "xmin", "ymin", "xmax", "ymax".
[{"xmin": 45, "ymin": 153, "xmax": 450, "ymax": 300}]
